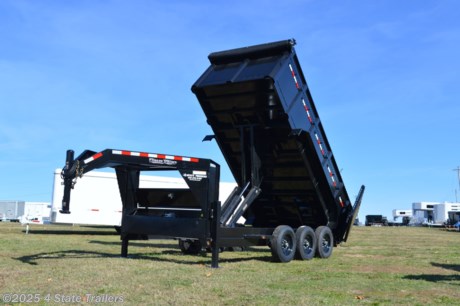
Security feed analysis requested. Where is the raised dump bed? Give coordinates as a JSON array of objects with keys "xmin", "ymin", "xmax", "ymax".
[
  {"xmin": 192, "ymin": 39, "xmax": 364, "ymax": 251},
  {"xmin": 60, "ymin": 39, "xmax": 363, "ymax": 267}
]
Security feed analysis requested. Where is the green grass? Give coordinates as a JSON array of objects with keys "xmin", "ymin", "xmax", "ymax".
[{"xmin": 1, "ymin": 223, "xmax": 459, "ymax": 305}]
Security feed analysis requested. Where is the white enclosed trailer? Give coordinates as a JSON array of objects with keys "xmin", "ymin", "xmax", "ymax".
[
  {"xmin": 433, "ymin": 202, "xmax": 460, "ymax": 225},
  {"xmin": 20, "ymin": 202, "xmax": 52, "ymax": 224},
  {"xmin": 391, "ymin": 209, "xmax": 412, "ymax": 225},
  {"xmin": 51, "ymin": 169, "xmax": 236, "ymax": 227},
  {"xmin": 412, "ymin": 202, "xmax": 437, "ymax": 225},
  {"xmin": 0, "ymin": 200, "xmax": 25, "ymax": 222}
]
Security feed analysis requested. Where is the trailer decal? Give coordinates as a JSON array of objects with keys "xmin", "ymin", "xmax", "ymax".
[
  {"xmin": 183, "ymin": 173, "xmax": 205, "ymax": 182},
  {"xmin": 149, "ymin": 158, "xmax": 177, "ymax": 166}
]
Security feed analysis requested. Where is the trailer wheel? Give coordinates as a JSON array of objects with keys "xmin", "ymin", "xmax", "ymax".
[
  {"xmin": 295, "ymin": 226, "xmax": 316, "ymax": 260},
  {"xmin": 178, "ymin": 239, "xmax": 202, "ymax": 255},
  {"xmin": 315, "ymin": 226, "xmax": 333, "ymax": 258},
  {"xmin": 270, "ymin": 225, "xmax": 296, "ymax": 263}
]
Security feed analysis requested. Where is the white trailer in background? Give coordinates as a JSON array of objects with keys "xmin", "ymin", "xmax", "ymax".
[
  {"xmin": 433, "ymin": 202, "xmax": 460, "ymax": 225},
  {"xmin": 26, "ymin": 202, "xmax": 51, "ymax": 218},
  {"xmin": 391, "ymin": 209, "xmax": 412, "ymax": 225},
  {"xmin": 0, "ymin": 200, "xmax": 25, "ymax": 222},
  {"xmin": 21, "ymin": 202, "xmax": 51, "ymax": 224},
  {"xmin": 51, "ymin": 169, "xmax": 236, "ymax": 227},
  {"xmin": 412, "ymin": 202, "xmax": 437, "ymax": 225},
  {"xmin": 1, "ymin": 201, "xmax": 50, "ymax": 224},
  {"xmin": 392, "ymin": 209, "xmax": 412, "ymax": 218},
  {"xmin": 412, "ymin": 201, "xmax": 460, "ymax": 226}
]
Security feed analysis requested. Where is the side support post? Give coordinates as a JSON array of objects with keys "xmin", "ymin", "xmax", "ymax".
[
  {"xmin": 210, "ymin": 201, "xmax": 221, "ymax": 268},
  {"xmin": 121, "ymin": 237, "xmax": 129, "ymax": 258}
]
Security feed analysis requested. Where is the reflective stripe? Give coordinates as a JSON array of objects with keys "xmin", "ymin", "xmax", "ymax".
[
  {"xmin": 111, "ymin": 150, "xmax": 199, "ymax": 163},
  {"xmin": 314, "ymin": 133, "xmax": 326, "ymax": 156},
  {"xmin": 339, "ymin": 197, "xmax": 344, "ymax": 207},
  {"xmin": 84, "ymin": 152, "xmax": 103, "ymax": 164},
  {"xmin": 302, "ymin": 99, "xmax": 313, "ymax": 123},
  {"xmin": 289, "ymin": 64, "xmax": 300, "ymax": 89}
]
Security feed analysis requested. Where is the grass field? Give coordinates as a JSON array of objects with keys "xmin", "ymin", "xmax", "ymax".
[{"xmin": 0, "ymin": 223, "xmax": 459, "ymax": 305}]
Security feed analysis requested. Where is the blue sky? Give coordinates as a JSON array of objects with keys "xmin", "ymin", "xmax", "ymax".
[{"xmin": 1, "ymin": 0, "xmax": 459, "ymax": 222}]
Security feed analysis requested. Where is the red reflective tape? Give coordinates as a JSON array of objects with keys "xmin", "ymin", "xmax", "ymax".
[
  {"xmin": 93, "ymin": 152, "xmax": 103, "ymax": 160},
  {"xmin": 302, "ymin": 99, "xmax": 313, "ymax": 123},
  {"xmin": 339, "ymin": 197, "xmax": 344, "ymax": 207},
  {"xmin": 112, "ymin": 149, "xmax": 199, "ymax": 163},
  {"xmin": 289, "ymin": 64, "xmax": 300, "ymax": 90},
  {"xmin": 84, "ymin": 152, "xmax": 103, "ymax": 164}
]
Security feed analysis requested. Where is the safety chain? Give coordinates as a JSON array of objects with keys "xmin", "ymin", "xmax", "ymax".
[{"xmin": 60, "ymin": 160, "xmax": 84, "ymax": 189}]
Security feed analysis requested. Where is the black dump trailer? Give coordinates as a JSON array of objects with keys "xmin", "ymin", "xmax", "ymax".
[
  {"xmin": 191, "ymin": 39, "xmax": 365, "ymax": 262},
  {"xmin": 60, "ymin": 39, "xmax": 364, "ymax": 268}
]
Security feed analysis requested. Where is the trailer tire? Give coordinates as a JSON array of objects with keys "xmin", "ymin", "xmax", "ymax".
[
  {"xmin": 178, "ymin": 239, "xmax": 202, "ymax": 255},
  {"xmin": 315, "ymin": 226, "xmax": 333, "ymax": 259},
  {"xmin": 270, "ymin": 225, "xmax": 296, "ymax": 263},
  {"xmin": 295, "ymin": 226, "xmax": 316, "ymax": 260}
]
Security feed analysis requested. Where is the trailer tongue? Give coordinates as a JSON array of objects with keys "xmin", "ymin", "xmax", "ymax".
[
  {"xmin": 60, "ymin": 39, "xmax": 364, "ymax": 267},
  {"xmin": 60, "ymin": 148, "xmax": 222, "ymax": 266}
]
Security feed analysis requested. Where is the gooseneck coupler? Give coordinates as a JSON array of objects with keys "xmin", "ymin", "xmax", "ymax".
[{"xmin": 60, "ymin": 149, "xmax": 75, "ymax": 214}]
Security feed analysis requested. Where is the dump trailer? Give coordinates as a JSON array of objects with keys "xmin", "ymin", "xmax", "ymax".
[
  {"xmin": 60, "ymin": 39, "xmax": 364, "ymax": 267},
  {"xmin": 192, "ymin": 39, "xmax": 364, "ymax": 262}
]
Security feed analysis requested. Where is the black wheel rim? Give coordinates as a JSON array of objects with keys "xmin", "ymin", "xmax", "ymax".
[
  {"xmin": 281, "ymin": 235, "xmax": 293, "ymax": 256},
  {"xmin": 302, "ymin": 236, "xmax": 314, "ymax": 256},
  {"xmin": 321, "ymin": 235, "xmax": 331, "ymax": 254}
]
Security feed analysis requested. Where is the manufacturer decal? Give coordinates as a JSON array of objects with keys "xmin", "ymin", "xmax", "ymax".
[
  {"xmin": 183, "ymin": 171, "xmax": 207, "ymax": 182},
  {"xmin": 149, "ymin": 158, "xmax": 177, "ymax": 166}
]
